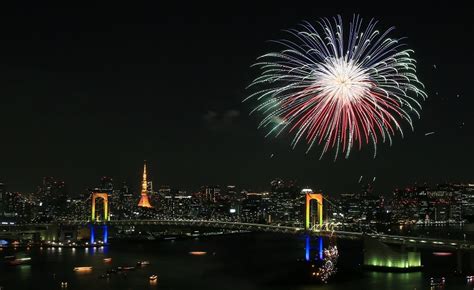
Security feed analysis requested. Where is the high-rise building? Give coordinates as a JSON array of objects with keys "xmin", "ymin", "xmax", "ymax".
[
  {"xmin": 158, "ymin": 185, "xmax": 171, "ymax": 197},
  {"xmin": 99, "ymin": 176, "xmax": 114, "ymax": 192},
  {"xmin": 268, "ymin": 179, "xmax": 302, "ymax": 226},
  {"xmin": 138, "ymin": 161, "xmax": 153, "ymax": 208},
  {"xmin": 461, "ymin": 184, "xmax": 474, "ymax": 221},
  {"xmin": 205, "ymin": 185, "xmax": 220, "ymax": 203},
  {"xmin": 225, "ymin": 185, "xmax": 238, "ymax": 202},
  {"xmin": 113, "ymin": 181, "xmax": 134, "ymax": 219},
  {"xmin": 0, "ymin": 182, "xmax": 4, "ymax": 216},
  {"xmin": 36, "ymin": 177, "xmax": 68, "ymax": 220}
]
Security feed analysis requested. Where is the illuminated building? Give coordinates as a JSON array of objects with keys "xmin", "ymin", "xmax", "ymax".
[
  {"xmin": 462, "ymin": 184, "xmax": 474, "ymax": 219},
  {"xmin": 115, "ymin": 182, "xmax": 134, "ymax": 219},
  {"xmin": 204, "ymin": 186, "xmax": 220, "ymax": 203},
  {"xmin": 36, "ymin": 177, "xmax": 68, "ymax": 219},
  {"xmin": 0, "ymin": 182, "xmax": 4, "ymax": 216},
  {"xmin": 158, "ymin": 185, "xmax": 171, "ymax": 197},
  {"xmin": 138, "ymin": 161, "xmax": 153, "ymax": 208},
  {"xmin": 240, "ymin": 191, "xmax": 270, "ymax": 223},
  {"xmin": 99, "ymin": 176, "xmax": 114, "ymax": 192},
  {"xmin": 267, "ymin": 179, "xmax": 302, "ymax": 226},
  {"xmin": 0, "ymin": 190, "xmax": 34, "ymax": 222}
]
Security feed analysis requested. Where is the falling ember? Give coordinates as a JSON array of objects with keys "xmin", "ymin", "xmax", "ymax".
[{"xmin": 246, "ymin": 15, "xmax": 426, "ymax": 159}]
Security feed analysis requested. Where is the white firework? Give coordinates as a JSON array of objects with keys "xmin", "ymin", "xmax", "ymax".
[{"xmin": 246, "ymin": 15, "xmax": 427, "ymax": 159}]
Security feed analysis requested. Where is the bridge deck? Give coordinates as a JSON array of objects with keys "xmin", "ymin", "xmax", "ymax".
[{"xmin": 2, "ymin": 219, "xmax": 474, "ymax": 251}]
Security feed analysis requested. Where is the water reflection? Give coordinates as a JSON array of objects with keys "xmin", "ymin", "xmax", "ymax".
[
  {"xmin": 17, "ymin": 264, "xmax": 31, "ymax": 279},
  {"xmin": 304, "ymin": 236, "xmax": 339, "ymax": 283},
  {"xmin": 2, "ymin": 234, "xmax": 468, "ymax": 290}
]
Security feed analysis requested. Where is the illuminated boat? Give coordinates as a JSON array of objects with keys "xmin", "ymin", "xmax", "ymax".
[
  {"xmin": 189, "ymin": 251, "xmax": 207, "ymax": 256},
  {"xmin": 73, "ymin": 266, "xmax": 93, "ymax": 272},
  {"xmin": 149, "ymin": 275, "xmax": 158, "ymax": 281},
  {"xmin": 137, "ymin": 261, "xmax": 150, "ymax": 266},
  {"xmin": 117, "ymin": 266, "xmax": 135, "ymax": 271},
  {"xmin": 103, "ymin": 258, "xmax": 112, "ymax": 263},
  {"xmin": 432, "ymin": 252, "xmax": 452, "ymax": 256},
  {"xmin": 7, "ymin": 257, "xmax": 31, "ymax": 265}
]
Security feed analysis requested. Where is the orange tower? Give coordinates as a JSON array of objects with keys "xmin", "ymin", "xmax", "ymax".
[
  {"xmin": 138, "ymin": 161, "xmax": 153, "ymax": 208},
  {"xmin": 305, "ymin": 191, "xmax": 323, "ymax": 230}
]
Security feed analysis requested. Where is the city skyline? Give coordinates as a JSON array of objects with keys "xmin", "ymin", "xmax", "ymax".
[
  {"xmin": 1, "ymin": 164, "xmax": 473, "ymax": 197},
  {"xmin": 0, "ymin": 3, "xmax": 473, "ymax": 195}
]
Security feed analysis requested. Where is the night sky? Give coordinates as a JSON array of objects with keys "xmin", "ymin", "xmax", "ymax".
[{"xmin": 0, "ymin": 2, "xmax": 473, "ymax": 195}]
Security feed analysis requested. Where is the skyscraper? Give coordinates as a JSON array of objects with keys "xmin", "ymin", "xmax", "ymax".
[
  {"xmin": 36, "ymin": 177, "xmax": 68, "ymax": 220},
  {"xmin": 138, "ymin": 161, "xmax": 153, "ymax": 208},
  {"xmin": 0, "ymin": 182, "xmax": 4, "ymax": 217}
]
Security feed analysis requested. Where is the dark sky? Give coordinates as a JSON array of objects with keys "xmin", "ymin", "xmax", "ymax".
[{"xmin": 0, "ymin": 2, "xmax": 473, "ymax": 195}]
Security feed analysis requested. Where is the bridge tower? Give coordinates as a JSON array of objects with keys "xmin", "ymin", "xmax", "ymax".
[
  {"xmin": 90, "ymin": 191, "xmax": 110, "ymax": 244},
  {"xmin": 304, "ymin": 189, "xmax": 323, "ymax": 230},
  {"xmin": 91, "ymin": 192, "xmax": 110, "ymax": 222}
]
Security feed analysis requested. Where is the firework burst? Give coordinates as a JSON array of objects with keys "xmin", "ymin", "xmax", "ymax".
[{"xmin": 246, "ymin": 15, "xmax": 426, "ymax": 159}]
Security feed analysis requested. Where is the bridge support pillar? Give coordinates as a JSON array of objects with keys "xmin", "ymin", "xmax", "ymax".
[
  {"xmin": 318, "ymin": 236, "xmax": 323, "ymax": 260},
  {"xmin": 305, "ymin": 235, "xmax": 310, "ymax": 262},
  {"xmin": 304, "ymin": 235, "xmax": 324, "ymax": 262},
  {"xmin": 102, "ymin": 224, "xmax": 108, "ymax": 244},
  {"xmin": 89, "ymin": 224, "xmax": 95, "ymax": 244},
  {"xmin": 89, "ymin": 224, "xmax": 109, "ymax": 245}
]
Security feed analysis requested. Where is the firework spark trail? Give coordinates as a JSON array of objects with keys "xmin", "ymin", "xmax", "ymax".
[{"xmin": 246, "ymin": 15, "xmax": 426, "ymax": 159}]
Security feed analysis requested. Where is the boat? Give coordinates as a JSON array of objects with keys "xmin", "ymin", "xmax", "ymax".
[
  {"xmin": 7, "ymin": 257, "xmax": 31, "ymax": 266},
  {"xmin": 433, "ymin": 252, "xmax": 452, "ymax": 256},
  {"xmin": 189, "ymin": 251, "xmax": 207, "ymax": 256},
  {"xmin": 137, "ymin": 261, "xmax": 150, "ymax": 266},
  {"xmin": 103, "ymin": 258, "xmax": 112, "ymax": 263},
  {"xmin": 149, "ymin": 274, "xmax": 158, "ymax": 281},
  {"xmin": 73, "ymin": 266, "xmax": 93, "ymax": 272},
  {"xmin": 117, "ymin": 266, "xmax": 135, "ymax": 271}
]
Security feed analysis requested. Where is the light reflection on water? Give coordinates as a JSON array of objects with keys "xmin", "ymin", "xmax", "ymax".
[{"xmin": 0, "ymin": 234, "xmax": 469, "ymax": 290}]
